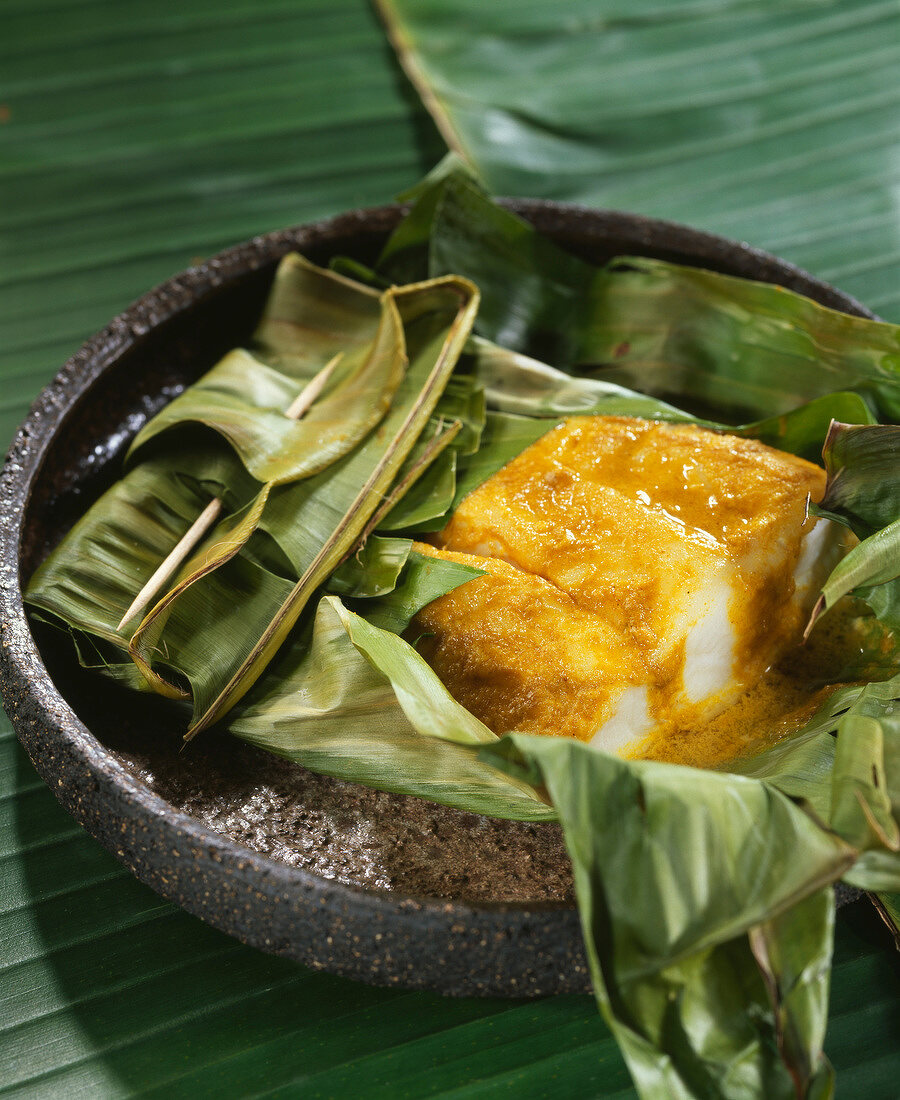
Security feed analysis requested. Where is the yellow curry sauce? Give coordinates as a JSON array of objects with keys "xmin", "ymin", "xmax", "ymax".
[{"xmin": 631, "ymin": 598, "xmax": 866, "ymax": 768}]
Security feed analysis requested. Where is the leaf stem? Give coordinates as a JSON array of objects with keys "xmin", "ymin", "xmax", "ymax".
[{"xmin": 355, "ymin": 417, "xmax": 462, "ymax": 548}]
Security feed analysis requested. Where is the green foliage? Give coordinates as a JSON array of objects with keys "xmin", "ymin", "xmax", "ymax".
[
  {"xmin": 229, "ymin": 596, "xmax": 554, "ymax": 819},
  {"xmin": 811, "ymin": 423, "xmax": 900, "ymax": 630},
  {"xmin": 377, "ymin": 0, "xmax": 900, "ymax": 320},
  {"xmin": 24, "ymin": 164, "xmax": 900, "ymax": 1100},
  {"xmin": 481, "ymin": 735, "xmax": 850, "ymax": 1099}
]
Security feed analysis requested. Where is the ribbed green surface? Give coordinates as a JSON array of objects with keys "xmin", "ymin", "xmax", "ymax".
[
  {"xmin": 1, "ymin": 2, "xmax": 898, "ymax": 1096},
  {"xmin": 382, "ymin": 0, "xmax": 900, "ymax": 320},
  {"xmin": 0, "ymin": 0, "xmax": 442, "ymax": 420}
]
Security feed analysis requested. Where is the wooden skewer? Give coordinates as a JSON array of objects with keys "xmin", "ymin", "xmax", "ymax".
[
  {"xmin": 117, "ymin": 354, "xmax": 341, "ymax": 632},
  {"xmin": 284, "ymin": 354, "xmax": 340, "ymax": 419},
  {"xmin": 116, "ymin": 498, "xmax": 224, "ymax": 631}
]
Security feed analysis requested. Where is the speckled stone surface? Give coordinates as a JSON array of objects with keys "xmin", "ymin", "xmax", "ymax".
[{"xmin": 0, "ymin": 202, "xmax": 873, "ymax": 996}]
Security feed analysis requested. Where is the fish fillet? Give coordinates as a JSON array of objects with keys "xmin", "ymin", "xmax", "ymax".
[{"xmin": 411, "ymin": 416, "xmax": 842, "ymax": 756}]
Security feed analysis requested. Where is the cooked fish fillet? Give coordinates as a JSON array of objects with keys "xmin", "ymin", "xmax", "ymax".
[{"xmin": 412, "ymin": 416, "xmax": 842, "ymax": 756}]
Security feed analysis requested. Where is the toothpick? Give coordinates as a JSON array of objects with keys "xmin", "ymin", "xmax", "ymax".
[
  {"xmin": 284, "ymin": 353, "xmax": 339, "ymax": 418},
  {"xmin": 117, "ymin": 498, "xmax": 223, "ymax": 631},
  {"xmin": 117, "ymin": 354, "xmax": 341, "ymax": 632}
]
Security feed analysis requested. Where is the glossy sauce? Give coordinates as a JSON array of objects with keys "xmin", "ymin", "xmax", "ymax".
[
  {"xmin": 414, "ymin": 416, "xmax": 842, "ymax": 757},
  {"xmin": 631, "ymin": 600, "xmax": 867, "ymax": 768}
]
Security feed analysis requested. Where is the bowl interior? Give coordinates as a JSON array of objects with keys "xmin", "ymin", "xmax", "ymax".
[
  {"xmin": 14, "ymin": 202, "xmax": 873, "ymax": 909},
  {"xmin": 21, "ymin": 211, "xmax": 582, "ymax": 907}
]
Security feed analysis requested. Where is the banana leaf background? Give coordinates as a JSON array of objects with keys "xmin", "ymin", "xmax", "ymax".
[{"xmin": 1, "ymin": 0, "xmax": 899, "ymax": 1096}]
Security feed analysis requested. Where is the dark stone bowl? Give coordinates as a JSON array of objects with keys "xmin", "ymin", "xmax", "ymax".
[{"xmin": 0, "ymin": 201, "xmax": 874, "ymax": 998}]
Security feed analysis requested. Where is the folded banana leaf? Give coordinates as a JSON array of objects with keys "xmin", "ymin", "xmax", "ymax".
[
  {"xmin": 125, "ymin": 274, "xmax": 480, "ymax": 734},
  {"xmin": 374, "ymin": 370, "xmax": 487, "ymax": 531},
  {"xmin": 325, "ymin": 535, "xmax": 413, "ymax": 600},
  {"xmin": 481, "ymin": 734, "xmax": 853, "ymax": 1099},
  {"xmin": 380, "ymin": 161, "xmax": 598, "ymax": 367},
  {"xmin": 584, "ymin": 258, "xmax": 900, "ymax": 423},
  {"xmin": 124, "ymin": 254, "xmax": 476, "ymax": 575},
  {"xmin": 26, "ymin": 267, "xmax": 481, "ymax": 707},
  {"xmin": 733, "ymin": 671, "xmax": 900, "ymax": 894},
  {"xmin": 229, "ymin": 595, "xmax": 551, "ymax": 820},
  {"xmin": 253, "ymin": 251, "xmax": 383, "ymax": 374},
  {"xmin": 809, "ymin": 423, "xmax": 900, "ymax": 631},
  {"xmin": 26, "ymin": 444, "xmax": 251, "ymax": 653},
  {"xmin": 378, "ymin": 162, "xmax": 900, "ymax": 423},
  {"xmin": 813, "ymin": 421, "xmax": 900, "ymax": 538},
  {"xmin": 471, "ymin": 334, "xmax": 877, "ymax": 458}
]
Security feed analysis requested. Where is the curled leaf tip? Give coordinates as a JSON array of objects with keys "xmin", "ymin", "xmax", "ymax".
[
  {"xmin": 183, "ymin": 722, "xmax": 202, "ymax": 745},
  {"xmin": 803, "ymin": 593, "xmax": 826, "ymax": 642},
  {"xmin": 821, "ymin": 417, "xmax": 851, "ymax": 462}
]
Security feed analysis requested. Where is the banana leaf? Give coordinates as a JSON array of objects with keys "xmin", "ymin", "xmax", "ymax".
[
  {"xmin": 730, "ymin": 671, "xmax": 900, "ymax": 892},
  {"xmin": 469, "ymin": 335, "xmax": 690, "ymax": 421},
  {"xmin": 381, "ymin": 164, "xmax": 598, "ymax": 367},
  {"xmin": 814, "ymin": 422, "xmax": 900, "ymax": 537},
  {"xmin": 110, "ymin": 255, "xmax": 408, "ymax": 644},
  {"xmin": 349, "ymin": 547, "xmax": 484, "ymax": 634},
  {"xmin": 733, "ymin": 393, "xmax": 877, "ymax": 463},
  {"xmin": 134, "ymin": 553, "xmax": 297, "ymax": 704},
  {"xmin": 228, "ymin": 595, "xmax": 552, "ymax": 820},
  {"xmin": 253, "ymin": 250, "xmax": 382, "ymax": 374},
  {"xmin": 245, "ymin": 279, "xmax": 475, "ymax": 574},
  {"xmin": 583, "ymin": 258, "xmax": 900, "ymax": 423},
  {"xmin": 127, "ymin": 255, "xmax": 407, "ymax": 485},
  {"xmin": 471, "ymin": 335, "xmax": 877, "ymax": 460},
  {"xmin": 374, "ymin": 370, "xmax": 486, "ymax": 530},
  {"xmin": 181, "ymin": 275, "xmax": 479, "ymax": 735},
  {"xmin": 375, "ymin": 153, "xmax": 485, "ymax": 287},
  {"xmin": 432, "ymin": 372, "xmax": 487, "ymax": 456},
  {"xmin": 374, "ymin": 433, "xmax": 459, "ymax": 532},
  {"xmin": 808, "ymin": 423, "xmax": 900, "ymax": 630},
  {"xmin": 119, "ymin": 259, "xmax": 452, "ymax": 674},
  {"xmin": 830, "ymin": 693, "xmax": 900, "ymax": 863},
  {"xmin": 812, "ymin": 521, "xmax": 900, "ymax": 633},
  {"xmin": 873, "ymin": 892, "xmax": 900, "ymax": 950},
  {"xmin": 377, "ymin": 162, "xmax": 900, "ymax": 422},
  {"xmin": 326, "ymin": 535, "xmax": 413, "ymax": 599},
  {"xmin": 376, "ymin": 0, "xmax": 900, "ymax": 319},
  {"xmin": 480, "ymin": 733, "xmax": 852, "ymax": 1099},
  {"xmin": 25, "ymin": 445, "xmax": 250, "ymax": 650},
  {"xmin": 128, "ymin": 487, "xmax": 280, "ymax": 699},
  {"xmin": 748, "ymin": 892, "xmax": 835, "ymax": 1100}
]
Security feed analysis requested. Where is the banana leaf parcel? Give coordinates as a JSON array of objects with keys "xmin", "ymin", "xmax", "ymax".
[{"xmin": 26, "ymin": 164, "xmax": 900, "ymax": 1100}]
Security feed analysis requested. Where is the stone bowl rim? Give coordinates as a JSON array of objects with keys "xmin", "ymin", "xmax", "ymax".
[{"xmin": 0, "ymin": 198, "xmax": 876, "ymax": 994}]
